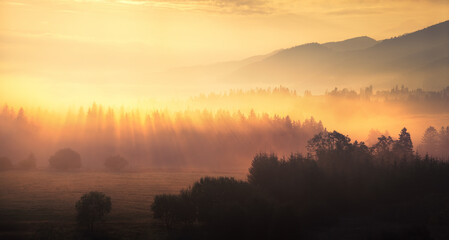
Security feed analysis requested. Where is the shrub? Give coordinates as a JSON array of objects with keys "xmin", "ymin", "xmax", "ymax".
[
  {"xmin": 75, "ymin": 191, "xmax": 111, "ymax": 232},
  {"xmin": 48, "ymin": 148, "xmax": 81, "ymax": 170}
]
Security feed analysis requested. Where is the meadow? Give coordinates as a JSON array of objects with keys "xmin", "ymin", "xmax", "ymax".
[{"xmin": 0, "ymin": 169, "xmax": 246, "ymax": 239}]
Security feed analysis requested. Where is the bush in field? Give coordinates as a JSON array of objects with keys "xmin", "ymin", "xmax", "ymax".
[
  {"xmin": 48, "ymin": 148, "xmax": 81, "ymax": 170},
  {"xmin": 18, "ymin": 154, "xmax": 37, "ymax": 170},
  {"xmin": 75, "ymin": 191, "xmax": 111, "ymax": 232},
  {"xmin": 0, "ymin": 157, "xmax": 13, "ymax": 171},
  {"xmin": 104, "ymin": 155, "xmax": 128, "ymax": 171}
]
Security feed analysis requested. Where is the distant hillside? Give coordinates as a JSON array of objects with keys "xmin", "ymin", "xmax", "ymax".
[
  {"xmin": 225, "ymin": 20, "xmax": 449, "ymax": 91},
  {"xmin": 323, "ymin": 36, "xmax": 378, "ymax": 52},
  {"xmin": 160, "ymin": 21, "xmax": 449, "ymax": 93}
]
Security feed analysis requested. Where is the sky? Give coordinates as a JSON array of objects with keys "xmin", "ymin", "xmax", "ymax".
[{"xmin": 0, "ymin": 0, "xmax": 448, "ymax": 108}]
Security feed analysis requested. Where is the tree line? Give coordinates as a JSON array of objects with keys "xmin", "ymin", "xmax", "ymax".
[
  {"xmin": 30, "ymin": 127, "xmax": 449, "ymax": 239},
  {"xmin": 0, "ymin": 105, "xmax": 323, "ymax": 169},
  {"xmin": 149, "ymin": 128, "xmax": 449, "ymax": 239},
  {"xmin": 419, "ymin": 126, "xmax": 449, "ymax": 159}
]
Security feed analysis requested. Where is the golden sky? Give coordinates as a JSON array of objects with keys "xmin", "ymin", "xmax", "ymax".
[{"xmin": 0, "ymin": 0, "xmax": 448, "ymax": 107}]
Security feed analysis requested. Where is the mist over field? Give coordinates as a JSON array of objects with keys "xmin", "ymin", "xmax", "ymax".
[
  {"xmin": 1, "ymin": 85, "xmax": 449, "ymax": 170},
  {"xmin": 0, "ymin": 1, "xmax": 449, "ymax": 239}
]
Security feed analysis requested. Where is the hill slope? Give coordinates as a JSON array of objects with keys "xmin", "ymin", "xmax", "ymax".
[{"xmin": 228, "ymin": 20, "xmax": 449, "ymax": 91}]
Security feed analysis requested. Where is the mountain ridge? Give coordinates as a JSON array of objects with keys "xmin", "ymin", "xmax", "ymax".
[
  {"xmin": 227, "ymin": 20, "xmax": 449, "ymax": 91},
  {"xmin": 159, "ymin": 20, "xmax": 449, "ymax": 92}
]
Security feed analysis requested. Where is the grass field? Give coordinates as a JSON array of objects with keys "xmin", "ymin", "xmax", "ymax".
[{"xmin": 0, "ymin": 169, "xmax": 246, "ymax": 239}]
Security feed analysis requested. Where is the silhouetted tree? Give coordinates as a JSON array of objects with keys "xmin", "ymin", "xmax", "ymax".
[
  {"xmin": 393, "ymin": 127, "xmax": 413, "ymax": 158},
  {"xmin": 151, "ymin": 193, "xmax": 195, "ymax": 230},
  {"xmin": 306, "ymin": 130, "xmax": 370, "ymax": 177},
  {"xmin": 248, "ymin": 153, "xmax": 279, "ymax": 188},
  {"xmin": 374, "ymin": 135, "xmax": 394, "ymax": 151},
  {"xmin": 189, "ymin": 176, "xmax": 271, "ymax": 237},
  {"xmin": 418, "ymin": 126, "xmax": 449, "ymax": 158},
  {"xmin": 0, "ymin": 156, "xmax": 12, "ymax": 171},
  {"xmin": 177, "ymin": 189, "xmax": 196, "ymax": 224},
  {"xmin": 191, "ymin": 177, "xmax": 250, "ymax": 222},
  {"xmin": 307, "ymin": 130, "xmax": 351, "ymax": 156},
  {"xmin": 49, "ymin": 148, "xmax": 81, "ymax": 170},
  {"xmin": 151, "ymin": 194, "xmax": 179, "ymax": 230},
  {"xmin": 421, "ymin": 126, "xmax": 439, "ymax": 156},
  {"xmin": 371, "ymin": 135, "xmax": 395, "ymax": 161},
  {"xmin": 75, "ymin": 191, "xmax": 111, "ymax": 232},
  {"xmin": 439, "ymin": 126, "xmax": 449, "ymax": 158},
  {"xmin": 104, "ymin": 155, "xmax": 128, "ymax": 171}
]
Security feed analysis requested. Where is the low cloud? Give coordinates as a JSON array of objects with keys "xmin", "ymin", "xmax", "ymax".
[
  {"xmin": 326, "ymin": 7, "xmax": 386, "ymax": 16},
  {"xmin": 114, "ymin": 0, "xmax": 275, "ymax": 14}
]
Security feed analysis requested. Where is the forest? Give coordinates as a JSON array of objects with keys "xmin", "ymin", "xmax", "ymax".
[
  {"xmin": 147, "ymin": 128, "xmax": 449, "ymax": 239},
  {"xmin": 1, "ymin": 86, "xmax": 448, "ymax": 170},
  {"xmin": 0, "ymin": 104, "xmax": 323, "ymax": 169},
  {"xmin": 10, "ymin": 128, "xmax": 446, "ymax": 240}
]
